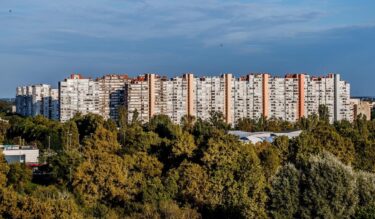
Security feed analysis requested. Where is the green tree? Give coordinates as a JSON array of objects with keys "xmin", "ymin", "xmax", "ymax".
[
  {"xmin": 157, "ymin": 126, "xmax": 197, "ymax": 168},
  {"xmin": 268, "ymin": 163, "xmax": 300, "ymax": 219},
  {"xmin": 355, "ymin": 205, "xmax": 375, "ymax": 219},
  {"xmin": 82, "ymin": 126, "xmax": 120, "ymax": 155},
  {"xmin": 6, "ymin": 115, "xmax": 62, "ymax": 150},
  {"xmin": 356, "ymin": 171, "xmax": 375, "ymax": 208},
  {"xmin": 318, "ymin": 104, "xmax": 330, "ymax": 122},
  {"xmin": 269, "ymin": 152, "xmax": 360, "ymax": 219},
  {"xmin": 167, "ymin": 161, "xmax": 210, "ymax": 207},
  {"xmin": 181, "ymin": 115, "xmax": 196, "ymax": 133},
  {"xmin": 73, "ymin": 126, "xmax": 131, "ymax": 206},
  {"xmin": 289, "ymin": 132, "xmax": 322, "ymax": 163},
  {"xmin": 192, "ymin": 118, "xmax": 225, "ymax": 150},
  {"xmin": 299, "ymin": 152, "xmax": 358, "ymax": 218},
  {"xmin": 208, "ymin": 111, "xmax": 230, "ymax": 131},
  {"xmin": 0, "ymin": 100, "xmax": 12, "ymax": 114},
  {"xmin": 272, "ymin": 136, "xmax": 290, "ymax": 163},
  {"xmin": 265, "ymin": 118, "xmax": 283, "ymax": 132},
  {"xmin": 147, "ymin": 114, "xmax": 174, "ymax": 138},
  {"xmin": 0, "ymin": 186, "xmax": 83, "ymax": 219},
  {"xmin": 131, "ymin": 109, "xmax": 140, "ymax": 125},
  {"xmin": 235, "ymin": 117, "xmax": 254, "ymax": 132},
  {"xmin": 60, "ymin": 121, "xmax": 80, "ymax": 151},
  {"xmin": 131, "ymin": 200, "xmax": 201, "ymax": 219},
  {"xmin": 74, "ymin": 113, "xmax": 105, "ymax": 141},
  {"xmin": 48, "ymin": 150, "xmax": 82, "ymax": 186},
  {"xmin": 254, "ymin": 115, "xmax": 268, "ymax": 131},
  {"xmin": 356, "ymin": 141, "xmax": 375, "ymax": 172},
  {"xmin": 117, "ymin": 105, "xmax": 128, "ymax": 129},
  {"xmin": 258, "ymin": 146, "xmax": 281, "ymax": 180},
  {"xmin": 0, "ymin": 120, "xmax": 9, "ymax": 144},
  {"xmin": 201, "ymin": 135, "xmax": 267, "ymax": 218},
  {"xmin": 0, "ymin": 154, "xmax": 9, "ymax": 187},
  {"xmin": 353, "ymin": 114, "xmax": 370, "ymax": 140},
  {"xmin": 73, "ymin": 152, "xmax": 130, "ymax": 205},
  {"xmin": 31, "ymin": 185, "xmax": 83, "ymax": 219},
  {"xmin": 312, "ymin": 123, "xmax": 355, "ymax": 164},
  {"xmin": 290, "ymin": 124, "xmax": 355, "ymax": 165},
  {"xmin": 7, "ymin": 163, "xmax": 34, "ymax": 194},
  {"xmin": 120, "ymin": 124, "xmax": 161, "ymax": 154},
  {"xmin": 169, "ymin": 127, "xmax": 197, "ymax": 158},
  {"xmin": 104, "ymin": 119, "xmax": 118, "ymax": 133},
  {"xmin": 124, "ymin": 152, "xmax": 165, "ymax": 204},
  {"xmin": 297, "ymin": 114, "xmax": 319, "ymax": 131}
]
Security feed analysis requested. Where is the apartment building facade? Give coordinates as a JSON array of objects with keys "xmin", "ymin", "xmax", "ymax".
[
  {"xmin": 59, "ymin": 74, "xmax": 100, "ymax": 122},
  {"xmin": 350, "ymin": 99, "xmax": 372, "ymax": 120},
  {"xmin": 16, "ymin": 84, "xmax": 59, "ymax": 120},
  {"xmin": 125, "ymin": 73, "xmax": 352, "ymax": 124},
  {"xmin": 97, "ymin": 74, "xmax": 129, "ymax": 121},
  {"xmin": 125, "ymin": 75, "xmax": 151, "ymax": 123},
  {"xmin": 16, "ymin": 72, "xmax": 352, "ymax": 124}
]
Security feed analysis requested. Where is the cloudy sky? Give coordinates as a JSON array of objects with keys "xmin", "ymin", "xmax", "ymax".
[{"xmin": 1, "ymin": 0, "xmax": 375, "ymax": 97}]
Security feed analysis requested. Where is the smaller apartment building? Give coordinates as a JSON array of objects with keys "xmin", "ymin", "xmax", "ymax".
[
  {"xmin": 350, "ymin": 98, "xmax": 372, "ymax": 120},
  {"xmin": 16, "ymin": 84, "xmax": 59, "ymax": 120}
]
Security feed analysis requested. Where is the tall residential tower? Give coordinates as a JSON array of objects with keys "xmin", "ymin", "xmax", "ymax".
[
  {"xmin": 16, "ymin": 72, "xmax": 352, "ymax": 124},
  {"xmin": 124, "ymin": 73, "xmax": 352, "ymax": 124},
  {"xmin": 59, "ymin": 74, "xmax": 100, "ymax": 122},
  {"xmin": 97, "ymin": 74, "xmax": 129, "ymax": 121}
]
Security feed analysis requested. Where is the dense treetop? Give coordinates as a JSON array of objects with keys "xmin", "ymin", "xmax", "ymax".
[{"xmin": 0, "ymin": 106, "xmax": 375, "ymax": 218}]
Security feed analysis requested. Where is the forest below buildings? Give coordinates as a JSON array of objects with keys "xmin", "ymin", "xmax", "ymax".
[{"xmin": 0, "ymin": 104, "xmax": 375, "ymax": 218}]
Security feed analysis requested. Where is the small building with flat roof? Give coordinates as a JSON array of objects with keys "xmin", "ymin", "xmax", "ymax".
[
  {"xmin": 228, "ymin": 130, "xmax": 302, "ymax": 144},
  {"xmin": 0, "ymin": 145, "xmax": 39, "ymax": 164}
]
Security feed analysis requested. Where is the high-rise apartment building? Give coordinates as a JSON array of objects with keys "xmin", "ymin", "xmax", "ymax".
[
  {"xmin": 50, "ymin": 89, "xmax": 60, "ymax": 120},
  {"xmin": 125, "ymin": 75, "xmax": 151, "ymax": 123},
  {"xmin": 16, "ymin": 84, "xmax": 59, "ymax": 120},
  {"xmin": 194, "ymin": 75, "xmax": 231, "ymax": 123},
  {"xmin": 97, "ymin": 74, "xmax": 129, "ymax": 121},
  {"xmin": 59, "ymin": 74, "xmax": 100, "ymax": 122},
  {"xmin": 126, "ymin": 73, "xmax": 197, "ymax": 123},
  {"xmin": 16, "ymin": 72, "xmax": 352, "ymax": 124},
  {"xmin": 124, "ymin": 73, "xmax": 351, "ymax": 124},
  {"xmin": 303, "ymin": 74, "xmax": 351, "ymax": 123}
]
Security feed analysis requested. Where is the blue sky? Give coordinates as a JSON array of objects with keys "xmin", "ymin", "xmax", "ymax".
[{"xmin": 1, "ymin": 0, "xmax": 375, "ymax": 97}]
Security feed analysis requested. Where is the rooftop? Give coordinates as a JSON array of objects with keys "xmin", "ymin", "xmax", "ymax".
[
  {"xmin": 0, "ymin": 145, "xmax": 38, "ymax": 151},
  {"xmin": 228, "ymin": 130, "xmax": 303, "ymax": 144}
]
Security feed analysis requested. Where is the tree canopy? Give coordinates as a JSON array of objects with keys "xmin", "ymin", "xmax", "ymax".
[{"xmin": 0, "ymin": 109, "xmax": 374, "ymax": 218}]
